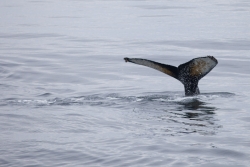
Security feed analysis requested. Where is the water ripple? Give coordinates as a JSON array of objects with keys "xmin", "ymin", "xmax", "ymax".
[{"xmin": 0, "ymin": 92, "xmax": 234, "ymax": 108}]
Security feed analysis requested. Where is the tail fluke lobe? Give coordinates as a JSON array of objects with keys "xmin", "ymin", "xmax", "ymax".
[
  {"xmin": 177, "ymin": 56, "xmax": 218, "ymax": 96},
  {"xmin": 124, "ymin": 57, "xmax": 178, "ymax": 79},
  {"xmin": 124, "ymin": 57, "xmax": 129, "ymax": 62},
  {"xmin": 178, "ymin": 56, "xmax": 218, "ymax": 81}
]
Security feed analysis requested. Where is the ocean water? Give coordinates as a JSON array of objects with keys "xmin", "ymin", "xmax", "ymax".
[{"xmin": 1, "ymin": 0, "xmax": 250, "ymax": 167}]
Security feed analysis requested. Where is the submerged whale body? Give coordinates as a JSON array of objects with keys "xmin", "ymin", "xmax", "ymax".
[{"xmin": 124, "ymin": 56, "xmax": 218, "ymax": 96}]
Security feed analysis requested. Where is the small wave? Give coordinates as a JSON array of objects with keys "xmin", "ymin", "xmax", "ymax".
[
  {"xmin": 37, "ymin": 93, "xmax": 53, "ymax": 97},
  {"xmin": 200, "ymin": 92, "xmax": 235, "ymax": 97},
  {"xmin": 0, "ymin": 92, "xmax": 234, "ymax": 107}
]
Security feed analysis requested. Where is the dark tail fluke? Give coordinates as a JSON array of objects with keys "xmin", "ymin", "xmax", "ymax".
[{"xmin": 124, "ymin": 56, "xmax": 218, "ymax": 96}]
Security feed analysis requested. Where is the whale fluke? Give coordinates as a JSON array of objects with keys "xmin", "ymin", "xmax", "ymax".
[{"xmin": 124, "ymin": 56, "xmax": 218, "ymax": 96}]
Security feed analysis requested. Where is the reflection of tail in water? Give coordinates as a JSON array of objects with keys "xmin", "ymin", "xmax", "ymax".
[
  {"xmin": 124, "ymin": 56, "xmax": 218, "ymax": 96},
  {"xmin": 177, "ymin": 98, "xmax": 217, "ymax": 112},
  {"xmin": 162, "ymin": 98, "xmax": 220, "ymax": 135}
]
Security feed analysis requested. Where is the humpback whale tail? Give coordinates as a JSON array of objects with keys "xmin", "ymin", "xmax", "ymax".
[{"xmin": 124, "ymin": 56, "xmax": 218, "ymax": 96}]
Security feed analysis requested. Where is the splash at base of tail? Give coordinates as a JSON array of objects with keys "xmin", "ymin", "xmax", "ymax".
[{"xmin": 124, "ymin": 56, "xmax": 218, "ymax": 96}]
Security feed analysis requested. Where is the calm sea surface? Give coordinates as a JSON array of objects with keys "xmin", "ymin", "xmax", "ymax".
[{"xmin": 1, "ymin": 1, "xmax": 250, "ymax": 167}]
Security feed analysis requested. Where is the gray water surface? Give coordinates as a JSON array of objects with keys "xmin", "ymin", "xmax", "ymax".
[{"xmin": 1, "ymin": 0, "xmax": 250, "ymax": 167}]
